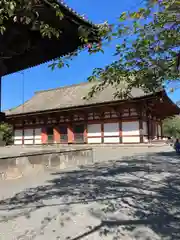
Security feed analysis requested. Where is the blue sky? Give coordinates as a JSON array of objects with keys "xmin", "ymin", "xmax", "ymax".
[{"xmin": 2, "ymin": 0, "xmax": 179, "ymax": 111}]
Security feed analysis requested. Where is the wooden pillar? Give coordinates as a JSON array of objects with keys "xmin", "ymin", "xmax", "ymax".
[
  {"xmin": 22, "ymin": 120, "xmax": 25, "ymax": 145},
  {"xmin": 119, "ymin": 111, "xmax": 122, "ymax": 143},
  {"xmin": 139, "ymin": 120, "xmax": 143, "ymax": 143},
  {"xmin": 119, "ymin": 121, "xmax": 122, "ymax": 144},
  {"xmin": 150, "ymin": 119, "xmax": 153, "ymax": 140},
  {"xmin": 84, "ymin": 123, "xmax": 87, "ymax": 143},
  {"xmin": 84, "ymin": 113, "xmax": 88, "ymax": 143},
  {"xmin": 153, "ymin": 120, "xmax": 156, "ymax": 139},
  {"xmin": 33, "ymin": 128, "xmax": 35, "ymax": 144},
  {"xmin": 145, "ymin": 102, "xmax": 152, "ymax": 142},
  {"xmin": 147, "ymin": 118, "xmax": 150, "ymax": 142},
  {"xmin": 148, "ymin": 110, "xmax": 153, "ymax": 141},
  {"xmin": 41, "ymin": 127, "xmax": 47, "ymax": 144},
  {"xmin": 0, "ymin": 76, "xmax": 1, "ymax": 113},
  {"xmin": 157, "ymin": 121, "xmax": 159, "ymax": 139},
  {"xmin": 148, "ymin": 118, "xmax": 152, "ymax": 142},
  {"xmin": 101, "ymin": 122, "xmax": 104, "ymax": 143},
  {"xmin": 153, "ymin": 121, "xmax": 155, "ymax": 138},
  {"xmin": 159, "ymin": 120, "xmax": 163, "ymax": 139},
  {"xmin": 53, "ymin": 127, "xmax": 60, "ymax": 143},
  {"xmin": 68, "ymin": 124, "xmax": 74, "ymax": 143},
  {"xmin": 146, "ymin": 106, "xmax": 150, "ymax": 142},
  {"xmin": 138, "ymin": 105, "xmax": 143, "ymax": 143}
]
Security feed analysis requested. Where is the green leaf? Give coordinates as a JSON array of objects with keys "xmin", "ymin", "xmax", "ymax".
[
  {"xmin": 119, "ymin": 12, "xmax": 127, "ymax": 21},
  {"xmin": 49, "ymin": 63, "xmax": 56, "ymax": 71}
]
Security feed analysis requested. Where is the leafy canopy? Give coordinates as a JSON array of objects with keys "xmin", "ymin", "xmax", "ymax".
[
  {"xmin": 0, "ymin": 0, "xmax": 108, "ymax": 65},
  {"xmin": 50, "ymin": 0, "xmax": 180, "ymax": 99},
  {"xmin": 0, "ymin": 0, "xmax": 63, "ymax": 37},
  {"xmin": 85, "ymin": 0, "xmax": 180, "ymax": 98}
]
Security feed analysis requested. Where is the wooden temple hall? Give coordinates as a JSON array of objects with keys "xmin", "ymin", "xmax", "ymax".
[{"xmin": 6, "ymin": 82, "xmax": 180, "ymax": 145}]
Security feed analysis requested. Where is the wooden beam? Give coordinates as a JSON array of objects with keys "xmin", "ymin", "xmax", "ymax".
[
  {"xmin": 160, "ymin": 120, "xmax": 163, "ymax": 139},
  {"xmin": 119, "ymin": 119, "xmax": 122, "ymax": 144},
  {"xmin": 101, "ymin": 122, "xmax": 104, "ymax": 143},
  {"xmin": 0, "ymin": 76, "xmax": 1, "ymax": 113},
  {"xmin": 137, "ymin": 104, "xmax": 143, "ymax": 143}
]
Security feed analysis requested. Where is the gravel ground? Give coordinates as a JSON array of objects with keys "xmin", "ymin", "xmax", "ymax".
[{"xmin": 0, "ymin": 145, "xmax": 179, "ymax": 240}]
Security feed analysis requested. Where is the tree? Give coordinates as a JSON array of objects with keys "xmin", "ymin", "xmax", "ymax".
[
  {"xmin": 84, "ymin": 0, "xmax": 180, "ymax": 98},
  {"xmin": 0, "ymin": 122, "xmax": 13, "ymax": 145},
  {"xmin": 163, "ymin": 116, "xmax": 180, "ymax": 138},
  {"xmin": 51, "ymin": 0, "xmax": 179, "ymax": 98},
  {"xmin": 0, "ymin": 0, "xmax": 108, "ymax": 65},
  {"xmin": 0, "ymin": 1, "xmax": 62, "ymax": 46}
]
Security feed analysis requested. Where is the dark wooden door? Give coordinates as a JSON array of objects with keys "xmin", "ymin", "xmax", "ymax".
[
  {"xmin": 59, "ymin": 126, "xmax": 68, "ymax": 143},
  {"xmin": 73, "ymin": 124, "xmax": 84, "ymax": 143},
  {"xmin": 46, "ymin": 127, "xmax": 54, "ymax": 143}
]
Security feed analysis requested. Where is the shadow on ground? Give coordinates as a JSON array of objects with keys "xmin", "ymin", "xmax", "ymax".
[{"xmin": 0, "ymin": 150, "xmax": 180, "ymax": 239}]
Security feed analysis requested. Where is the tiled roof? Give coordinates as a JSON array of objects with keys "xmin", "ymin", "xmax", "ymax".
[
  {"xmin": 56, "ymin": 0, "xmax": 97, "ymax": 26},
  {"xmin": 6, "ymin": 82, "xmax": 158, "ymax": 116}
]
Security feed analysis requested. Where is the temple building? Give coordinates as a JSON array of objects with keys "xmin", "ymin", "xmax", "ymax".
[{"xmin": 5, "ymin": 82, "xmax": 180, "ymax": 145}]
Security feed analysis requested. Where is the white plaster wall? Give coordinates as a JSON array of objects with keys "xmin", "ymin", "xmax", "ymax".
[
  {"xmin": 87, "ymin": 124, "xmax": 102, "ymax": 144},
  {"xmin": 14, "ymin": 130, "xmax": 23, "ymax": 145},
  {"xmin": 34, "ymin": 128, "xmax": 42, "ymax": 144},
  {"xmin": 87, "ymin": 124, "xmax": 101, "ymax": 137},
  {"xmin": 14, "ymin": 129, "xmax": 23, "ymax": 140},
  {"xmin": 24, "ymin": 129, "xmax": 34, "ymax": 139},
  {"xmin": 14, "ymin": 139, "xmax": 23, "ymax": 145},
  {"xmin": 34, "ymin": 128, "xmax": 41, "ymax": 138},
  {"xmin": 87, "ymin": 137, "xmax": 102, "ymax": 144},
  {"xmin": 158, "ymin": 124, "xmax": 161, "ymax": 137},
  {"xmin": 104, "ymin": 137, "xmax": 120, "ymax": 143},
  {"xmin": 143, "ymin": 136, "xmax": 149, "ymax": 143},
  {"xmin": 24, "ymin": 139, "xmax": 34, "ymax": 145},
  {"xmin": 122, "ymin": 121, "xmax": 139, "ymax": 136},
  {"xmin": 104, "ymin": 123, "xmax": 119, "ymax": 136},
  {"xmin": 122, "ymin": 136, "xmax": 140, "ymax": 143},
  {"xmin": 153, "ymin": 121, "xmax": 157, "ymax": 137},
  {"xmin": 34, "ymin": 139, "xmax": 42, "ymax": 144}
]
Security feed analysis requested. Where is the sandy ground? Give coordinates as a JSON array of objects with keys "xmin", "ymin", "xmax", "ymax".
[{"xmin": 0, "ymin": 145, "xmax": 179, "ymax": 240}]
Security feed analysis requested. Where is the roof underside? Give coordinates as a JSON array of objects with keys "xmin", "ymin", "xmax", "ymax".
[
  {"xmin": 0, "ymin": 1, "xmax": 98, "ymax": 76},
  {"xmin": 6, "ymin": 82, "xmax": 179, "ymax": 117}
]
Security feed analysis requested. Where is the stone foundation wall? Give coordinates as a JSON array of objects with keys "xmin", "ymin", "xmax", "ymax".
[{"xmin": 0, "ymin": 148, "xmax": 93, "ymax": 180}]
